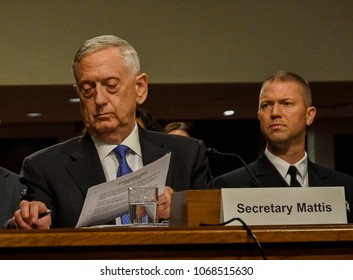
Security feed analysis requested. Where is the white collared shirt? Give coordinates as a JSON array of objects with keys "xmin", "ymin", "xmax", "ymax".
[
  {"xmin": 91, "ymin": 122, "xmax": 143, "ymax": 181},
  {"xmin": 264, "ymin": 148, "xmax": 309, "ymax": 187}
]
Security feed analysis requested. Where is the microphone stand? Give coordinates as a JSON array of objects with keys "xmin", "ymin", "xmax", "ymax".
[{"xmin": 205, "ymin": 148, "xmax": 262, "ymax": 187}]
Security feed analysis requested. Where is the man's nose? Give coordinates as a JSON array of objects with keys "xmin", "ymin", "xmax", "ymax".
[
  {"xmin": 271, "ymin": 103, "xmax": 282, "ymax": 117},
  {"xmin": 94, "ymin": 85, "xmax": 108, "ymax": 104}
]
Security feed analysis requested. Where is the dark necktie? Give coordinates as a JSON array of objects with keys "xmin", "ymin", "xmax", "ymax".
[
  {"xmin": 114, "ymin": 144, "xmax": 133, "ymax": 224},
  {"xmin": 287, "ymin": 165, "xmax": 301, "ymax": 187}
]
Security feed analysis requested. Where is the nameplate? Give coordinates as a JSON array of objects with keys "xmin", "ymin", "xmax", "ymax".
[{"xmin": 221, "ymin": 187, "xmax": 347, "ymax": 225}]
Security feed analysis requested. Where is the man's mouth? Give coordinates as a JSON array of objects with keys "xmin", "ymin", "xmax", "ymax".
[{"xmin": 270, "ymin": 123, "xmax": 284, "ymax": 129}]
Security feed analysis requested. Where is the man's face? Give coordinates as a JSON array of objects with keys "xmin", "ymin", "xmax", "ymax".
[
  {"xmin": 257, "ymin": 80, "xmax": 316, "ymax": 149},
  {"xmin": 74, "ymin": 47, "xmax": 147, "ymax": 140}
]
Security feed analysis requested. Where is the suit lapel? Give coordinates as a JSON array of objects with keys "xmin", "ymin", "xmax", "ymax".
[
  {"xmin": 65, "ymin": 128, "xmax": 170, "ymax": 196},
  {"xmin": 138, "ymin": 126, "xmax": 170, "ymax": 165},
  {"xmin": 66, "ymin": 133, "xmax": 106, "ymax": 196},
  {"xmin": 307, "ymin": 161, "xmax": 329, "ymax": 186},
  {"xmin": 252, "ymin": 153, "xmax": 289, "ymax": 187}
]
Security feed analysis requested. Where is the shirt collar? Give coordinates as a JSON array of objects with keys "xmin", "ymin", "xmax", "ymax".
[
  {"xmin": 264, "ymin": 148, "xmax": 308, "ymax": 180},
  {"xmin": 92, "ymin": 122, "xmax": 142, "ymax": 161}
]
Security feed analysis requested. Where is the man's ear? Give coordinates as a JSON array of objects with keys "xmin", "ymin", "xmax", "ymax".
[
  {"xmin": 136, "ymin": 73, "xmax": 148, "ymax": 105},
  {"xmin": 306, "ymin": 106, "xmax": 317, "ymax": 126}
]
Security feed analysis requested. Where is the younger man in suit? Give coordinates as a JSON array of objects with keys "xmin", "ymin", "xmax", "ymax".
[{"xmin": 212, "ymin": 71, "xmax": 353, "ymax": 222}]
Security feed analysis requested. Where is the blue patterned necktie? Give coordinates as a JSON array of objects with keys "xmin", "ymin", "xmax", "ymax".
[
  {"xmin": 114, "ymin": 144, "xmax": 133, "ymax": 177},
  {"xmin": 114, "ymin": 144, "xmax": 133, "ymax": 224}
]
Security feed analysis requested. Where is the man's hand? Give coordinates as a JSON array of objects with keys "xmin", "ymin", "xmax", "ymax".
[
  {"xmin": 13, "ymin": 200, "xmax": 52, "ymax": 229},
  {"xmin": 157, "ymin": 186, "xmax": 174, "ymax": 219}
]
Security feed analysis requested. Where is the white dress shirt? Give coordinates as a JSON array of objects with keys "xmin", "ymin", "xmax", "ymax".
[
  {"xmin": 91, "ymin": 122, "xmax": 144, "ymax": 182},
  {"xmin": 264, "ymin": 148, "xmax": 309, "ymax": 187}
]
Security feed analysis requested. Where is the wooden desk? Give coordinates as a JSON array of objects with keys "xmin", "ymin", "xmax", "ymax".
[{"xmin": 1, "ymin": 224, "xmax": 353, "ymax": 260}]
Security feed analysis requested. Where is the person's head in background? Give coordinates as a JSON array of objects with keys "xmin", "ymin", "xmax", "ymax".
[
  {"xmin": 136, "ymin": 106, "xmax": 162, "ymax": 132},
  {"xmin": 163, "ymin": 121, "xmax": 193, "ymax": 137},
  {"xmin": 257, "ymin": 70, "xmax": 316, "ymax": 162}
]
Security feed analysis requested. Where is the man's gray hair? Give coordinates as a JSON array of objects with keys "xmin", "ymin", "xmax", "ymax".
[{"xmin": 72, "ymin": 35, "xmax": 140, "ymax": 79}]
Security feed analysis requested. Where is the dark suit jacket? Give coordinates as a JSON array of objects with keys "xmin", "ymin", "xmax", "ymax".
[
  {"xmin": 20, "ymin": 126, "xmax": 213, "ymax": 228},
  {"xmin": 0, "ymin": 167, "xmax": 26, "ymax": 227},
  {"xmin": 212, "ymin": 153, "xmax": 353, "ymax": 222}
]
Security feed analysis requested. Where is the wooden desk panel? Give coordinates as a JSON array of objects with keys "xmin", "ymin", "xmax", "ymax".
[{"xmin": 1, "ymin": 225, "xmax": 353, "ymax": 260}]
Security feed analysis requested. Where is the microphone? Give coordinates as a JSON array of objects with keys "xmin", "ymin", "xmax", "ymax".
[{"xmin": 205, "ymin": 148, "xmax": 262, "ymax": 187}]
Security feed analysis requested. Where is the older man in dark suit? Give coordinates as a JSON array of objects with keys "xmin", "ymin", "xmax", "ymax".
[
  {"xmin": 212, "ymin": 71, "xmax": 353, "ymax": 222},
  {"xmin": 12, "ymin": 35, "xmax": 212, "ymax": 229}
]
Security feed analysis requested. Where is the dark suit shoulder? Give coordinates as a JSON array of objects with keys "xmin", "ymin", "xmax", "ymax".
[
  {"xmin": 26, "ymin": 135, "xmax": 84, "ymax": 160},
  {"xmin": 0, "ymin": 167, "xmax": 25, "ymax": 187},
  {"xmin": 139, "ymin": 128, "xmax": 205, "ymax": 161},
  {"xmin": 211, "ymin": 166, "xmax": 251, "ymax": 188},
  {"xmin": 143, "ymin": 129, "xmax": 201, "ymax": 146},
  {"xmin": 308, "ymin": 161, "xmax": 353, "ymax": 185},
  {"xmin": 0, "ymin": 167, "xmax": 18, "ymax": 179},
  {"xmin": 159, "ymin": 133, "xmax": 206, "ymax": 159},
  {"xmin": 211, "ymin": 153, "xmax": 284, "ymax": 188},
  {"xmin": 0, "ymin": 167, "xmax": 26, "ymax": 190},
  {"xmin": 139, "ymin": 128, "xmax": 212, "ymax": 191}
]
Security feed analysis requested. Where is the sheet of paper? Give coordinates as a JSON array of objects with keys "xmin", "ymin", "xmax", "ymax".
[{"xmin": 75, "ymin": 153, "xmax": 170, "ymax": 228}]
